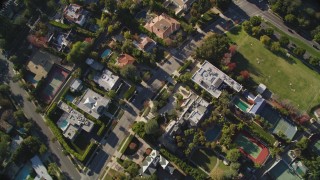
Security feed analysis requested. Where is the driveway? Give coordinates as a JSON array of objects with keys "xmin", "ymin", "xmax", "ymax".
[{"xmin": 1, "ymin": 53, "xmax": 82, "ymax": 180}]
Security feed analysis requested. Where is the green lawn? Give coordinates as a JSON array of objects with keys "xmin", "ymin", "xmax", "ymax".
[
  {"xmin": 227, "ymin": 27, "xmax": 320, "ymax": 112},
  {"xmin": 191, "ymin": 149, "xmax": 219, "ymax": 172}
]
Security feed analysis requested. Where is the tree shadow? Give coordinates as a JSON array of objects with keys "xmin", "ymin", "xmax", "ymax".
[
  {"xmin": 229, "ymin": 25, "xmax": 242, "ymax": 35},
  {"xmin": 12, "ymin": 94, "xmax": 25, "ymax": 107},
  {"xmin": 0, "ymin": 58, "xmax": 9, "ymax": 83}
]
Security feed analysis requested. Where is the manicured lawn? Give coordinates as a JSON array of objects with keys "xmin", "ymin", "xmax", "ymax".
[
  {"xmin": 227, "ymin": 27, "xmax": 320, "ymax": 112},
  {"xmin": 191, "ymin": 149, "xmax": 218, "ymax": 172},
  {"xmin": 103, "ymin": 168, "xmax": 126, "ymax": 180},
  {"xmin": 117, "ymin": 134, "xmax": 134, "ymax": 154}
]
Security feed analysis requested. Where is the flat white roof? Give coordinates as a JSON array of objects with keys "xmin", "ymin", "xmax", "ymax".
[
  {"xmin": 192, "ymin": 61, "xmax": 242, "ymax": 98},
  {"xmin": 93, "ymin": 69, "xmax": 119, "ymax": 91}
]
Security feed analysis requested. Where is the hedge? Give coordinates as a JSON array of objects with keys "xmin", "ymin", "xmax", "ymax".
[
  {"xmin": 42, "ymin": 47, "xmax": 66, "ymax": 58},
  {"xmin": 97, "ymin": 125, "xmax": 106, "ymax": 137},
  {"xmin": 248, "ymin": 123, "xmax": 276, "ymax": 146},
  {"xmin": 123, "ymin": 86, "xmax": 136, "ymax": 100},
  {"xmin": 47, "ymin": 102, "xmax": 57, "ymax": 118},
  {"xmin": 178, "ymin": 60, "xmax": 192, "ymax": 73},
  {"xmin": 75, "ymin": 27, "xmax": 97, "ymax": 37},
  {"xmin": 49, "ymin": 20, "xmax": 71, "ymax": 30},
  {"xmin": 159, "ymin": 148, "xmax": 208, "ymax": 180},
  {"xmin": 45, "ymin": 116, "xmax": 96, "ymax": 162},
  {"xmin": 117, "ymin": 134, "xmax": 134, "ymax": 154}
]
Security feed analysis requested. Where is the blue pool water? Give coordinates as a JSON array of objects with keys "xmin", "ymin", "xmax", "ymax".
[
  {"xmin": 65, "ymin": 94, "xmax": 75, "ymax": 102},
  {"xmin": 57, "ymin": 119, "xmax": 69, "ymax": 131},
  {"xmin": 101, "ymin": 49, "xmax": 112, "ymax": 58},
  {"xmin": 205, "ymin": 126, "xmax": 222, "ymax": 142},
  {"xmin": 15, "ymin": 163, "xmax": 32, "ymax": 180}
]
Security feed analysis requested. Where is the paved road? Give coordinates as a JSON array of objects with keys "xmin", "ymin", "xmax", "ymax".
[
  {"xmin": 231, "ymin": 0, "xmax": 319, "ymax": 48},
  {"xmin": 1, "ymin": 54, "xmax": 82, "ymax": 180}
]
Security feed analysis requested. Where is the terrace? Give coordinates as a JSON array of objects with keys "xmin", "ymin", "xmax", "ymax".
[
  {"xmin": 93, "ymin": 69, "xmax": 120, "ymax": 91},
  {"xmin": 192, "ymin": 61, "xmax": 242, "ymax": 98}
]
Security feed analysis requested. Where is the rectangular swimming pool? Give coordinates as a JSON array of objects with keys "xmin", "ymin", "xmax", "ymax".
[{"xmin": 233, "ymin": 97, "xmax": 250, "ymax": 112}]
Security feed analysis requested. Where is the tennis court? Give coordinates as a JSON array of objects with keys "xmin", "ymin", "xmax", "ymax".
[
  {"xmin": 272, "ymin": 118, "xmax": 297, "ymax": 140},
  {"xmin": 234, "ymin": 132, "xmax": 269, "ymax": 165},
  {"xmin": 40, "ymin": 65, "xmax": 69, "ymax": 103},
  {"xmin": 259, "ymin": 104, "xmax": 282, "ymax": 127}
]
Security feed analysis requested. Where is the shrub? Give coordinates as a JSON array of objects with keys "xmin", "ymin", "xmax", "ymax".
[
  {"xmin": 179, "ymin": 60, "xmax": 192, "ymax": 73},
  {"xmin": 49, "ymin": 21, "xmax": 71, "ymax": 30},
  {"xmin": 123, "ymin": 86, "xmax": 136, "ymax": 100}
]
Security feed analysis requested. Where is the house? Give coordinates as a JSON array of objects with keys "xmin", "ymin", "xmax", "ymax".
[
  {"xmin": 86, "ymin": 58, "xmax": 104, "ymax": 71},
  {"xmin": 70, "ymin": 79, "xmax": 83, "ymax": 93},
  {"xmin": 0, "ymin": 120, "xmax": 13, "ymax": 133},
  {"xmin": 144, "ymin": 13, "xmax": 180, "ymax": 39},
  {"xmin": 63, "ymin": 4, "xmax": 87, "ymax": 26},
  {"xmin": 179, "ymin": 96, "xmax": 209, "ymax": 126},
  {"xmin": 133, "ymin": 34, "xmax": 156, "ymax": 52},
  {"xmin": 263, "ymin": 160, "xmax": 305, "ymax": 180},
  {"xmin": 93, "ymin": 69, "xmax": 120, "ymax": 91},
  {"xmin": 111, "ymin": 34, "xmax": 125, "ymax": 43},
  {"xmin": 26, "ymin": 50, "xmax": 61, "ymax": 82},
  {"xmin": 139, "ymin": 150, "xmax": 174, "ymax": 177},
  {"xmin": 10, "ymin": 135, "xmax": 23, "ymax": 151},
  {"xmin": 57, "ymin": 101, "xmax": 94, "ymax": 141},
  {"xmin": 313, "ymin": 108, "xmax": 320, "ymax": 120},
  {"xmin": 248, "ymin": 95, "xmax": 266, "ymax": 115},
  {"xmin": 168, "ymin": 0, "xmax": 197, "ymax": 15},
  {"xmin": 47, "ymin": 30, "xmax": 72, "ymax": 53},
  {"xmin": 30, "ymin": 155, "xmax": 52, "ymax": 180},
  {"xmin": 256, "ymin": 83, "xmax": 267, "ymax": 95},
  {"xmin": 191, "ymin": 61, "xmax": 242, "ymax": 98},
  {"xmin": 117, "ymin": 54, "xmax": 135, "ymax": 68},
  {"xmin": 77, "ymin": 89, "xmax": 110, "ymax": 119}
]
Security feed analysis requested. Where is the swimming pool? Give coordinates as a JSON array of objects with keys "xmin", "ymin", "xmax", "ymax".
[
  {"xmin": 14, "ymin": 163, "xmax": 32, "ymax": 180},
  {"xmin": 233, "ymin": 97, "xmax": 250, "ymax": 112},
  {"xmin": 65, "ymin": 94, "xmax": 75, "ymax": 103},
  {"xmin": 101, "ymin": 49, "xmax": 112, "ymax": 59},
  {"xmin": 205, "ymin": 126, "xmax": 222, "ymax": 142},
  {"xmin": 57, "ymin": 119, "xmax": 69, "ymax": 132}
]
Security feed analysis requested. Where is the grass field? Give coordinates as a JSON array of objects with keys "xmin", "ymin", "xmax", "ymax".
[
  {"xmin": 191, "ymin": 149, "xmax": 230, "ymax": 173},
  {"xmin": 227, "ymin": 27, "xmax": 320, "ymax": 112}
]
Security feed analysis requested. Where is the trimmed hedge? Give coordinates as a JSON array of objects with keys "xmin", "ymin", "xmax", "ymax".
[
  {"xmin": 45, "ymin": 115, "xmax": 96, "ymax": 162},
  {"xmin": 159, "ymin": 148, "xmax": 207, "ymax": 180},
  {"xmin": 123, "ymin": 86, "xmax": 136, "ymax": 100},
  {"xmin": 97, "ymin": 125, "xmax": 106, "ymax": 137},
  {"xmin": 118, "ymin": 134, "xmax": 134, "ymax": 154},
  {"xmin": 75, "ymin": 27, "xmax": 97, "ymax": 37},
  {"xmin": 178, "ymin": 60, "xmax": 192, "ymax": 73},
  {"xmin": 49, "ymin": 20, "xmax": 71, "ymax": 30}
]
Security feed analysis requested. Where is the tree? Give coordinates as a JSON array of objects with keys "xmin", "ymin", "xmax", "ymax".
[
  {"xmin": 308, "ymin": 56, "xmax": 320, "ymax": 66},
  {"xmin": 242, "ymin": 20, "xmax": 252, "ymax": 34},
  {"xmin": 0, "ymin": 133, "xmax": 10, "ymax": 164},
  {"xmin": 132, "ymin": 122, "xmax": 146, "ymax": 138},
  {"xmin": 260, "ymin": 35, "xmax": 271, "ymax": 46},
  {"xmin": 293, "ymin": 47, "xmax": 306, "ymax": 57},
  {"xmin": 48, "ymin": 162, "xmax": 60, "ymax": 177},
  {"xmin": 252, "ymin": 26, "xmax": 262, "ymax": 37},
  {"xmin": 107, "ymin": 90, "xmax": 116, "ymax": 99},
  {"xmin": 0, "ymin": 84, "xmax": 10, "ymax": 93},
  {"xmin": 12, "ymin": 136, "xmax": 42, "ymax": 164},
  {"xmin": 265, "ymin": 28, "xmax": 274, "ymax": 36},
  {"xmin": 240, "ymin": 70, "xmax": 250, "ymax": 79},
  {"xmin": 284, "ymin": 14, "xmax": 296, "ymax": 24},
  {"xmin": 121, "ymin": 40, "xmax": 134, "ymax": 53},
  {"xmin": 120, "ymin": 64, "xmax": 140, "ymax": 82},
  {"xmin": 144, "ymin": 118, "xmax": 159, "ymax": 135},
  {"xmin": 250, "ymin": 16, "xmax": 262, "ymax": 26},
  {"xmin": 66, "ymin": 41, "xmax": 91, "ymax": 63},
  {"xmin": 296, "ymin": 136, "xmax": 309, "ymax": 150},
  {"xmin": 196, "ymin": 33, "xmax": 230, "ymax": 62},
  {"xmin": 270, "ymin": 42, "xmax": 281, "ymax": 52},
  {"xmin": 279, "ymin": 36, "xmax": 290, "ymax": 47},
  {"xmin": 226, "ymin": 148, "xmax": 241, "ymax": 162},
  {"xmin": 39, "ymin": 144, "xmax": 47, "ymax": 155},
  {"xmin": 231, "ymin": 162, "xmax": 241, "ymax": 170}
]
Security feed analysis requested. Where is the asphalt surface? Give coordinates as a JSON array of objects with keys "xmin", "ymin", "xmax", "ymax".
[{"xmin": 1, "ymin": 53, "xmax": 82, "ymax": 180}]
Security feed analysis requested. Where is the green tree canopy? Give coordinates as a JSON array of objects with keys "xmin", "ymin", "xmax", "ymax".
[
  {"xmin": 196, "ymin": 33, "xmax": 229, "ymax": 62},
  {"xmin": 144, "ymin": 117, "xmax": 159, "ymax": 135},
  {"xmin": 67, "ymin": 41, "xmax": 91, "ymax": 63},
  {"xmin": 226, "ymin": 148, "xmax": 241, "ymax": 162}
]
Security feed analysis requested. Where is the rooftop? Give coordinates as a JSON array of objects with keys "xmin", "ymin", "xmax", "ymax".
[
  {"xmin": 192, "ymin": 61, "xmax": 242, "ymax": 98},
  {"xmin": 70, "ymin": 79, "xmax": 83, "ymax": 92},
  {"xmin": 249, "ymin": 95, "xmax": 266, "ymax": 115},
  {"xmin": 86, "ymin": 58, "xmax": 104, "ymax": 71},
  {"xmin": 144, "ymin": 13, "xmax": 180, "ymax": 39},
  {"xmin": 180, "ymin": 96, "xmax": 209, "ymax": 126},
  {"xmin": 63, "ymin": 4, "xmax": 86, "ymax": 26},
  {"xmin": 117, "ymin": 54, "xmax": 135, "ymax": 68},
  {"xmin": 93, "ymin": 69, "xmax": 120, "ymax": 91},
  {"xmin": 77, "ymin": 89, "xmax": 110, "ymax": 119},
  {"xmin": 133, "ymin": 34, "xmax": 156, "ymax": 52},
  {"xmin": 26, "ymin": 50, "xmax": 61, "ymax": 81},
  {"xmin": 30, "ymin": 155, "xmax": 52, "ymax": 180},
  {"xmin": 140, "ymin": 150, "xmax": 172, "ymax": 176}
]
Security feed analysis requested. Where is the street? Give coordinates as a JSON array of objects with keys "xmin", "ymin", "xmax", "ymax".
[{"xmin": 1, "ymin": 53, "xmax": 82, "ymax": 180}]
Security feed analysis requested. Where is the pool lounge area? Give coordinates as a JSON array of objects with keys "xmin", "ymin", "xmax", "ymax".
[
  {"xmin": 101, "ymin": 49, "xmax": 112, "ymax": 59},
  {"xmin": 205, "ymin": 126, "xmax": 222, "ymax": 142},
  {"xmin": 233, "ymin": 97, "xmax": 251, "ymax": 112},
  {"xmin": 57, "ymin": 113, "xmax": 70, "ymax": 132}
]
